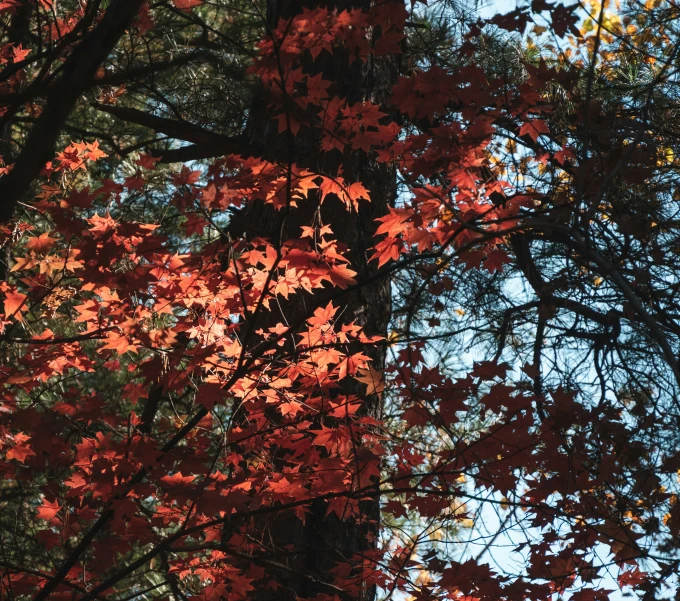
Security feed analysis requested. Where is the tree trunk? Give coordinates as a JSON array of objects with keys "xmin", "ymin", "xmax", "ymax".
[{"xmin": 227, "ymin": 1, "xmax": 398, "ymax": 599}]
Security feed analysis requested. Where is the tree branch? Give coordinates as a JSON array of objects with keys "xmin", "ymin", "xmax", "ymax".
[
  {"xmin": 94, "ymin": 104, "xmax": 248, "ymax": 161},
  {"xmin": 0, "ymin": 0, "xmax": 146, "ymax": 223}
]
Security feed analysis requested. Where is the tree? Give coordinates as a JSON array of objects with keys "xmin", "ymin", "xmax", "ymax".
[{"xmin": 1, "ymin": 0, "xmax": 680, "ymax": 601}]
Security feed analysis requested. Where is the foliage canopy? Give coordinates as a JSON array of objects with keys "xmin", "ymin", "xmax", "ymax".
[{"xmin": 1, "ymin": 1, "xmax": 680, "ymax": 601}]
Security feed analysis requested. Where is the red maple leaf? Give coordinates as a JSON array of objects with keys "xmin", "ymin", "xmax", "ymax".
[
  {"xmin": 519, "ymin": 119, "xmax": 550, "ymax": 142},
  {"xmin": 172, "ymin": 0, "xmax": 203, "ymax": 10},
  {"xmin": 36, "ymin": 498, "xmax": 62, "ymax": 521}
]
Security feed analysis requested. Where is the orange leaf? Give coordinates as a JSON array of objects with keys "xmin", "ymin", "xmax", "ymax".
[
  {"xmin": 3, "ymin": 290, "xmax": 27, "ymax": 319},
  {"xmin": 6, "ymin": 434, "xmax": 34, "ymax": 463},
  {"xmin": 101, "ymin": 332, "xmax": 137, "ymax": 355},
  {"xmin": 36, "ymin": 498, "xmax": 61, "ymax": 521},
  {"xmin": 25, "ymin": 232, "xmax": 56, "ymax": 253},
  {"xmin": 355, "ymin": 365, "xmax": 384, "ymax": 398}
]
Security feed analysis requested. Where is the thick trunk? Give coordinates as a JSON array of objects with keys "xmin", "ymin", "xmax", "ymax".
[{"xmin": 227, "ymin": 1, "xmax": 398, "ymax": 599}]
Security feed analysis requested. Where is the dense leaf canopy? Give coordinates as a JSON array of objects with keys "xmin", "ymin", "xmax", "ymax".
[{"xmin": 1, "ymin": 1, "xmax": 680, "ymax": 601}]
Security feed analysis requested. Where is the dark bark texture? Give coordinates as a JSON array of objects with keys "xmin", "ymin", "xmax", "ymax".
[{"xmin": 225, "ymin": 1, "xmax": 399, "ymax": 599}]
